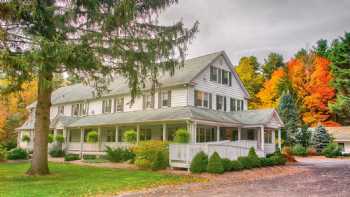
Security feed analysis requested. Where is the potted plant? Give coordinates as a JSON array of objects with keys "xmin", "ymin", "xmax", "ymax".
[
  {"xmin": 123, "ymin": 130, "xmax": 137, "ymax": 143},
  {"xmin": 22, "ymin": 135, "xmax": 30, "ymax": 143},
  {"xmin": 87, "ymin": 131, "xmax": 98, "ymax": 143}
]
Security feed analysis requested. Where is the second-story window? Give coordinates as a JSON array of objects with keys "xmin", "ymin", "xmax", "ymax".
[
  {"xmin": 160, "ymin": 90, "xmax": 171, "ymax": 108},
  {"xmin": 216, "ymin": 95, "xmax": 226, "ymax": 111},
  {"xmin": 222, "ymin": 70, "xmax": 229, "ymax": 85},
  {"xmin": 230, "ymin": 98, "xmax": 236, "ymax": 112},
  {"xmin": 72, "ymin": 103, "xmax": 88, "ymax": 116},
  {"xmin": 210, "ymin": 66, "xmax": 218, "ymax": 82},
  {"xmin": 114, "ymin": 97, "xmax": 124, "ymax": 112},
  {"xmin": 143, "ymin": 93, "xmax": 154, "ymax": 109},
  {"xmin": 195, "ymin": 90, "xmax": 212, "ymax": 108},
  {"xmin": 236, "ymin": 100, "xmax": 244, "ymax": 111},
  {"xmin": 102, "ymin": 99, "xmax": 112, "ymax": 113},
  {"xmin": 58, "ymin": 105, "xmax": 64, "ymax": 115}
]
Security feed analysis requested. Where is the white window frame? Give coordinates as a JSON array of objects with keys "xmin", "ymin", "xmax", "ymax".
[
  {"xmin": 216, "ymin": 95, "xmax": 224, "ymax": 111},
  {"xmin": 102, "ymin": 99, "xmax": 112, "ymax": 114},
  {"xmin": 195, "ymin": 90, "xmax": 210, "ymax": 108},
  {"xmin": 114, "ymin": 97, "xmax": 124, "ymax": 112},
  {"xmin": 58, "ymin": 105, "xmax": 64, "ymax": 115}
]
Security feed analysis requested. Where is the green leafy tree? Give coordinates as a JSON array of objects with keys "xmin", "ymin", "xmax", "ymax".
[
  {"xmin": 312, "ymin": 125, "xmax": 332, "ymax": 153},
  {"xmin": 0, "ymin": 0, "xmax": 198, "ymax": 175},
  {"xmin": 328, "ymin": 32, "xmax": 350, "ymax": 125},
  {"xmin": 278, "ymin": 91, "xmax": 300, "ymax": 145},
  {"xmin": 313, "ymin": 39, "xmax": 329, "ymax": 58},
  {"xmin": 235, "ymin": 56, "xmax": 264, "ymax": 108},
  {"xmin": 262, "ymin": 52, "xmax": 284, "ymax": 79}
]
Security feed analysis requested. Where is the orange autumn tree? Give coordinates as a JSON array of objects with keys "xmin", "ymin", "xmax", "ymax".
[
  {"xmin": 287, "ymin": 55, "xmax": 337, "ymax": 126},
  {"xmin": 303, "ymin": 56, "xmax": 337, "ymax": 126},
  {"xmin": 256, "ymin": 68, "xmax": 285, "ymax": 108}
]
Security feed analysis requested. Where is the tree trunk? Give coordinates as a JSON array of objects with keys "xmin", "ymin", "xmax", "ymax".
[{"xmin": 27, "ymin": 70, "xmax": 53, "ymax": 175}]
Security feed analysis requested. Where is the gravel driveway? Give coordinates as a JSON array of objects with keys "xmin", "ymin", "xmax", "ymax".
[{"xmin": 119, "ymin": 157, "xmax": 350, "ymax": 197}]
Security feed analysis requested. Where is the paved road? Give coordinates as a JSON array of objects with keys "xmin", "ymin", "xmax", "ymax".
[{"xmin": 119, "ymin": 158, "xmax": 350, "ymax": 197}]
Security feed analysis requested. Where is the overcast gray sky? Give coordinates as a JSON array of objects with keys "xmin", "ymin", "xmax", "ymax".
[{"xmin": 159, "ymin": 0, "xmax": 350, "ymax": 65}]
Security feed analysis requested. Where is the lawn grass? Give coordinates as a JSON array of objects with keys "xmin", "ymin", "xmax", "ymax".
[{"xmin": 0, "ymin": 162, "xmax": 195, "ymax": 197}]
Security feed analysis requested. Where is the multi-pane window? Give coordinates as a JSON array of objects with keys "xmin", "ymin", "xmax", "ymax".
[
  {"xmin": 216, "ymin": 95, "xmax": 226, "ymax": 111},
  {"xmin": 102, "ymin": 99, "xmax": 112, "ymax": 113},
  {"xmin": 114, "ymin": 97, "xmax": 124, "ymax": 112},
  {"xmin": 195, "ymin": 90, "xmax": 211, "ymax": 108},
  {"xmin": 196, "ymin": 126, "xmax": 217, "ymax": 143},
  {"xmin": 230, "ymin": 98, "xmax": 236, "ymax": 112},
  {"xmin": 160, "ymin": 91, "xmax": 171, "ymax": 107},
  {"xmin": 210, "ymin": 66, "xmax": 218, "ymax": 82},
  {"xmin": 247, "ymin": 129, "xmax": 255, "ymax": 140},
  {"xmin": 264, "ymin": 131, "xmax": 273, "ymax": 144},
  {"xmin": 222, "ymin": 70, "xmax": 229, "ymax": 85},
  {"xmin": 140, "ymin": 128, "xmax": 152, "ymax": 141},
  {"xmin": 72, "ymin": 103, "xmax": 88, "ymax": 116},
  {"xmin": 58, "ymin": 105, "xmax": 64, "ymax": 115},
  {"xmin": 236, "ymin": 99, "xmax": 244, "ymax": 111},
  {"xmin": 102, "ymin": 127, "xmax": 116, "ymax": 142},
  {"xmin": 209, "ymin": 66, "xmax": 232, "ymax": 86},
  {"xmin": 143, "ymin": 94, "xmax": 154, "ymax": 109}
]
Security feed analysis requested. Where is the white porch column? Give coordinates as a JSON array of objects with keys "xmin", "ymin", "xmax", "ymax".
[
  {"xmin": 98, "ymin": 127, "xmax": 102, "ymax": 152},
  {"xmin": 162, "ymin": 123, "xmax": 167, "ymax": 142},
  {"xmin": 216, "ymin": 126, "xmax": 220, "ymax": 142},
  {"xmin": 238, "ymin": 127, "xmax": 241, "ymax": 140},
  {"xmin": 80, "ymin": 128, "xmax": 84, "ymax": 158},
  {"xmin": 115, "ymin": 126, "xmax": 119, "ymax": 143},
  {"xmin": 187, "ymin": 121, "xmax": 197, "ymax": 144},
  {"xmin": 260, "ymin": 125, "xmax": 265, "ymax": 151},
  {"xmin": 136, "ymin": 125, "xmax": 140, "ymax": 143},
  {"xmin": 278, "ymin": 128, "xmax": 282, "ymax": 150}
]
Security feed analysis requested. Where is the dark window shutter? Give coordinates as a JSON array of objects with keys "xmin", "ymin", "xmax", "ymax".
[
  {"xmin": 142, "ymin": 95, "xmax": 146, "ymax": 110},
  {"xmin": 209, "ymin": 93, "xmax": 212, "ymax": 109},
  {"xmin": 210, "ymin": 66, "xmax": 213, "ymax": 81},
  {"xmin": 158, "ymin": 91, "xmax": 161, "ymax": 108},
  {"xmin": 151, "ymin": 94, "xmax": 155, "ymax": 108},
  {"xmin": 218, "ymin": 69, "xmax": 222, "ymax": 84},
  {"xmin": 168, "ymin": 90, "xmax": 171, "ymax": 107},
  {"xmin": 224, "ymin": 97, "xmax": 227, "ymax": 111},
  {"xmin": 229, "ymin": 73, "xmax": 232, "ymax": 86},
  {"xmin": 241, "ymin": 100, "xmax": 244, "ymax": 110}
]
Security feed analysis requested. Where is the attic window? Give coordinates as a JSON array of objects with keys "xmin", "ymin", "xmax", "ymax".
[{"xmin": 210, "ymin": 66, "xmax": 218, "ymax": 82}]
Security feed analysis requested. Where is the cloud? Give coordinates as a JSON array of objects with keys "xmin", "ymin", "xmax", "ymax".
[{"xmin": 159, "ymin": 0, "xmax": 350, "ymax": 64}]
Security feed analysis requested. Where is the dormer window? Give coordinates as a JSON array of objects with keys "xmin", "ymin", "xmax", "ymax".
[
  {"xmin": 102, "ymin": 99, "xmax": 112, "ymax": 113},
  {"xmin": 210, "ymin": 66, "xmax": 218, "ymax": 81}
]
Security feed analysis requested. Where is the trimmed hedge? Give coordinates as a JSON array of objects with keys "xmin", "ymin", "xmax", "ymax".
[
  {"xmin": 83, "ymin": 154, "xmax": 97, "ymax": 160},
  {"xmin": 190, "ymin": 151, "xmax": 208, "ymax": 173},
  {"xmin": 105, "ymin": 146, "xmax": 135, "ymax": 162},
  {"xmin": 49, "ymin": 148, "xmax": 65, "ymax": 157},
  {"xmin": 260, "ymin": 157, "xmax": 274, "ymax": 167},
  {"xmin": 237, "ymin": 156, "xmax": 253, "ymax": 169},
  {"xmin": 231, "ymin": 160, "xmax": 243, "ymax": 171},
  {"xmin": 64, "ymin": 154, "xmax": 80, "ymax": 161},
  {"xmin": 221, "ymin": 158, "xmax": 233, "ymax": 171},
  {"xmin": 207, "ymin": 152, "xmax": 224, "ymax": 174},
  {"xmin": 248, "ymin": 147, "xmax": 261, "ymax": 168},
  {"xmin": 7, "ymin": 148, "xmax": 28, "ymax": 160}
]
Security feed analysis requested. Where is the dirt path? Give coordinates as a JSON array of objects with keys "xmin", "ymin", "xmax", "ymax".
[{"xmin": 118, "ymin": 157, "xmax": 350, "ymax": 197}]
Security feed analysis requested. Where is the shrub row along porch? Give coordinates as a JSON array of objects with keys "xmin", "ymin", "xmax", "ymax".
[{"xmin": 17, "ymin": 106, "xmax": 283, "ymax": 167}]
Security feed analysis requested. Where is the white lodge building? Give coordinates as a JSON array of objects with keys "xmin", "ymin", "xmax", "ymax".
[{"xmin": 17, "ymin": 51, "xmax": 284, "ymax": 168}]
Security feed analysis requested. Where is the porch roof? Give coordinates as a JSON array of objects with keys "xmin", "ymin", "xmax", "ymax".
[{"xmin": 17, "ymin": 106, "xmax": 283, "ymax": 130}]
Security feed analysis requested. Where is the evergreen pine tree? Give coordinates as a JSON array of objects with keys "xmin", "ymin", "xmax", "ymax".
[
  {"xmin": 312, "ymin": 125, "xmax": 332, "ymax": 153},
  {"xmin": 295, "ymin": 125, "xmax": 311, "ymax": 147},
  {"xmin": 278, "ymin": 91, "xmax": 300, "ymax": 145}
]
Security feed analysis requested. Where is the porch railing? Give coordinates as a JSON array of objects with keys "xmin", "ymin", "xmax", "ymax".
[{"xmin": 169, "ymin": 141, "xmax": 265, "ymax": 169}]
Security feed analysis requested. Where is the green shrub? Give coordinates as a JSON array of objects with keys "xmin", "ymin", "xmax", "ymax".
[
  {"xmin": 247, "ymin": 147, "xmax": 261, "ymax": 168},
  {"xmin": 322, "ymin": 143, "xmax": 341, "ymax": 158},
  {"xmin": 0, "ymin": 140, "xmax": 17, "ymax": 151},
  {"xmin": 0, "ymin": 148, "xmax": 7, "ymax": 161},
  {"xmin": 7, "ymin": 148, "xmax": 28, "ymax": 160},
  {"xmin": 48, "ymin": 134, "xmax": 54, "ymax": 143},
  {"xmin": 260, "ymin": 157, "xmax": 274, "ymax": 167},
  {"xmin": 207, "ymin": 152, "xmax": 224, "ymax": 174},
  {"xmin": 231, "ymin": 160, "xmax": 244, "ymax": 171},
  {"xmin": 55, "ymin": 134, "xmax": 65, "ymax": 143},
  {"xmin": 22, "ymin": 135, "xmax": 30, "ymax": 143},
  {"xmin": 190, "ymin": 151, "xmax": 208, "ymax": 173},
  {"xmin": 49, "ymin": 148, "xmax": 65, "ymax": 157},
  {"xmin": 221, "ymin": 158, "xmax": 233, "ymax": 171},
  {"xmin": 83, "ymin": 154, "xmax": 97, "ymax": 160},
  {"xmin": 270, "ymin": 155, "xmax": 287, "ymax": 165},
  {"xmin": 237, "ymin": 156, "xmax": 253, "ymax": 169},
  {"xmin": 292, "ymin": 144, "xmax": 307, "ymax": 156},
  {"xmin": 123, "ymin": 130, "xmax": 137, "ymax": 143},
  {"xmin": 64, "ymin": 154, "xmax": 80, "ymax": 161},
  {"xmin": 105, "ymin": 146, "xmax": 135, "ymax": 162},
  {"xmin": 133, "ymin": 140, "xmax": 169, "ymax": 170},
  {"xmin": 174, "ymin": 129, "xmax": 190, "ymax": 143},
  {"xmin": 87, "ymin": 131, "xmax": 98, "ymax": 143}
]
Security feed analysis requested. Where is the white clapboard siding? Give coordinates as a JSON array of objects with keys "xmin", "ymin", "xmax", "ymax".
[{"xmin": 191, "ymin": 55, "xmax": 248, "ymax": 110}]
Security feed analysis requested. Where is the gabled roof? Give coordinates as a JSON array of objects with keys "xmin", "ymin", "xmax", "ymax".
[
  {"xmin": 27, "ymin": 51, "xmax": 249, "ymax": 108},
  {"xmin": 321, "ymin": 127, "xmax": 350, "ymax": 141},
  {"xmin": 230, "ymin": 108, "xmax": 284, "ymax": 127}
]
